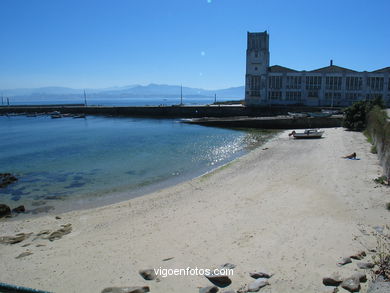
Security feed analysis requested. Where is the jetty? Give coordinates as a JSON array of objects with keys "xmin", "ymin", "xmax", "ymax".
[{"xmin": 0, "ymin": 105, "xmax": 343, "ymax": 129}]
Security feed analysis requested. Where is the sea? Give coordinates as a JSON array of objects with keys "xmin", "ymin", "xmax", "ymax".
[{"xmin": 0, "ymin": 98, "xmax": 275, "ymax": 214}]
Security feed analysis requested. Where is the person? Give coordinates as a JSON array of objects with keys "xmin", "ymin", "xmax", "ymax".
[
  {"xmin": 288, "ymin": 130, "xmax": 296, "ymax": 137},
  {"xmin": 342, "ymin": 152, "xmax": 356, "ymax": 159}
]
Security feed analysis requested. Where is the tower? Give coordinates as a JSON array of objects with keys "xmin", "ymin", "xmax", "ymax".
[{"xmin": 245, "ymin": 31, "xmax": 270, "ymax": 105}]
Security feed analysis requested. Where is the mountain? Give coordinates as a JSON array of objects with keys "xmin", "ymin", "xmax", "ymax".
[{"xmin": 1, "ymin": 84, "xmax": 244, "ymax": 100}]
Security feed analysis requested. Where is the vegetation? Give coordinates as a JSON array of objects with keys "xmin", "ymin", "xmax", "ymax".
[
  {"xmin": 372, "ymin": 231, "xmax": 390, "ymax": 280},
  {"xmin": 342, "ymin": 97, "xmax": 385, "ymax": 131}
]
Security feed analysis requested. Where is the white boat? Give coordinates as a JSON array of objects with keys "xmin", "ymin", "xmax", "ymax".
[
  {"xmin": 289, "ymin": 129, "xmax": 324, "ymax": 139},
  {"xmin": 50, "ymin": 111, "xmax": 62, "ymax": 119},
  {"xmin": 288, "ymin": 112, "xmax": 308, "ymax": 118}
]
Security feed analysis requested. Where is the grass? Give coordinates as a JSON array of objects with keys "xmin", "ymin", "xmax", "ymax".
[{"xmin": 372, "ymin": 230, "xmax": 390, "ymax": 280}]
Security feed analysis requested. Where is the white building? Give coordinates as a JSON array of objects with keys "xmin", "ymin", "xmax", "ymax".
[{"xmin": 245, "ymin": 31, "xmax": 390, "ymax": 107}]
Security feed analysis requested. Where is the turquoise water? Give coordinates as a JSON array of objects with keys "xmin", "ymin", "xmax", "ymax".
[{"xmin": 0, "ymin": 115, "xmax": 274, "ymax": 212}]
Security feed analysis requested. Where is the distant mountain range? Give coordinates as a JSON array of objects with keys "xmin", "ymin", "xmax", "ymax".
[{"xmin": 0, "ymin": 84, "xmax": 244, "ymax": 101}]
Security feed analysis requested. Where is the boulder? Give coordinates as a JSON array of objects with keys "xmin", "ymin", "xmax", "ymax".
[
  {"xmin": 47, "ymin": 223, "xmax": 72, "ymax": 241},
  {"xmin": 341, "ymin": 277, "xmax": 360, "ymax": 292},
  {"xmin": 12, "ymin": 205, "xmax": 25, "ymax": 213},
  {"xmin": 0, "ymin": 232, "xmax": 32, "ymax": 244},
  {"xmin": 250, "ymin": 271, "xmax": 272, "ymax": 279},
  {"xmin": 337, "ymin": 257, "xmax": 352, "ymax": 266},
  {"xmin": 101, "ymin": 287, "xmax": 150, "ymax": 293},
  {"xmin": 357, "ymin": 262, "xmax": 374, "ymax": 269},
  {"xmin": 248, "ymin": 278, "xmax": 269, "ymax": 292},
  {"xmin": 350, "ymin": 251, "xmax": 366, "ymax": 260},
  {"xmin": 0, "ymin": 204, "xmax": 11, "ymax": 218},
  {"xmin": 352, "ymin": 272, "xmax": 367, "ymax": 283},
  {"xmin": 323, "ymin": 273, "xmax": 343, "ymax": 286},
  {"xmin": 139, "ymin": 269, "xmax": 157, "ymax": 281},
  {"xmin": 205, "ymin": 273, "xmax": 232, "ymax": 288},
  {"xmin": 199, "ymin": 286, "xmax": 219, "ymax": 293},
  {"xmin": 15, "ymin": 251, "xmax": 33, "ymax": 259}
]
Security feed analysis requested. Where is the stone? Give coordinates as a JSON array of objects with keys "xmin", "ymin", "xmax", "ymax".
[
  {"xmin": 341, "ymin": 277, "xmax": 360, "ymax": 292},
  {"xmin": 0, "ymin": 204, "xmax": 11, "ymax": 218},
  {"xmin": 15, "ymin": 251, "xmax": 33, "ymax": 259},
  {"xmin": 139, "ymin": 269, "xmax": 157, "ymax": 281},
  {"xmin": 350, "ymin": 251, "xmax": 366, "ymax": 260},
  {"xmin": 367, "ymin": 275, "xmax": 390, "ymax": 293},
  {"xmin": 323, "ymin": 273, "xmax": 343, "ymax": 286},
  {"xmin": 47, "ymin": 224, "xmax": 72, "ymax": 241},
  {"xmin": 205, "ymin": 273, "xmax": 232, "ymax": 288},
  {"xmin": 199, "ymin": 286, "xmax": 219, "ymax": 293},
  {"xmin": 220, "ymin": 263, "xmax": 236, "ymax": 270},
  {"xmin": 221, "ymin": 291, "xmax": 236, "ymax": 293},
  {"xmin": 55, "ymin": 216, "xmax": 61, "ymax": 219},
  {"xmin": 357, "ymin": 262, "xmax": 374, "ymax": 269},
  {"xmin": 337, "ymin": 257, "xmax": 352, "ymax": 266},
  {"xmin": 0, "ymin": 233, "xmax": 32, "ymax": 244},
  {"xmin": 249, "ymin": 271, "xmax": 272, "ymax": 279},
  {"xmin": 352, "ymin": 272, "xmax": 367, "ymax": 283},
  {"xmin": 101, "ymin": 287, "xmax": 150, "ymax": 293},
  {"xmin": 12, "ymin": 205, "xmax": 25, "ymax": 213},
  {"xmin": 247, "ymin": 278, "xmax": 269, "ymax": 292}
]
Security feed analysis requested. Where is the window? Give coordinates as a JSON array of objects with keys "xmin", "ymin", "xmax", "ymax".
[
  {"xmin": 306, "ymin": 76, "xmax": 322, "ymax": 90},
  {"xmin": 367, "ymin": 77, "xmax": 384, "ymax": 91},
  {"xmin": 286, "ymin": 91, "xmax": 301, "ymax": 101},
  {"xmin": 346, "ymin": 93, "xmax": 359, "ymax": 100},
  {"xmin": 326, "ymin": 76, "xmax": 342, "ymax": 90},
  {"xmin": 268, "ymin": 76, "xmax": 283, "ymax": 89},
  {"xmin": 308, "ymin": 91, "xmax": 319, "ymax": 98},
  {"xmin": 268, "ymin": 91, "xmax": 282, "ymax": 100},
  {"xmin": 286, "ymin": 76, "xmax": 301, "ymax": 89},
  {"xmin": 346, "ymin": 77, "xmax": 362, "ymax": 91},
  {"xmin": 325, "ymin": 92, "xmax": 342, "ymax": 100},
  {"xmin": 246, "ymin": 75, "xmax": 261, "ymax": 96}
]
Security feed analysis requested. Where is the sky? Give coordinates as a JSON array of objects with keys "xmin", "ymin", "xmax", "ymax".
[{"xmin": 0, "ymin": 0, "xmax": 389, "ymax": 90}]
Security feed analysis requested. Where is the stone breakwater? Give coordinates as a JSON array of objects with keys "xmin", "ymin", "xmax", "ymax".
[{"xmin": 0, "ymin": 105, "xmax": 339, "ymax": 118}]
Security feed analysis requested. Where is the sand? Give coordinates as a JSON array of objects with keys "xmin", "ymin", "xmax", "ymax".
[{"xmin": 0, "ymin": 127, "xmax": 389, "ymax": 293}]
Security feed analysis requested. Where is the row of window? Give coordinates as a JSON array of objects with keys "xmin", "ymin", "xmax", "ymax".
[
  {"xmin": 264, "ymin": 91, "xmax": 385, "ymax": 101},
  {"xmin": 266, "ymin": 76, "xmax": 390, "ymax": 91}
]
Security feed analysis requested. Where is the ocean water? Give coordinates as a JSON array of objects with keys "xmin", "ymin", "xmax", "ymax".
[{"xmin": 0, "ymin": 115, "xmax": 274, "ymax": 213}]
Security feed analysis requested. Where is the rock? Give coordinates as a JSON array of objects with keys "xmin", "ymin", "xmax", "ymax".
[
  {"xmin": 352, "ymin": 272, "xmax": 367, "ymax": 283},
  {"xmin": 357, "ymin": 262, "xmax": 374, "ymax": 269},
  {"xmin": 247, "ymin": 278, "xmax": 269, "ymax": 292},
  {"xmin": 0, "ymin": 204, "xmax": 11, "ymax": 218},
  {"xmin": 0, "ymin": 232, "xmax": 32, "ymax": 244},
  {"xmin": 220, "ymin": 263, "xmax": 236, "ymax": 270},
  {"xmin": 350, "ymin": 251, "xmax": 366, "ymax": 260},
  {"xmin": 15, "ymin": 251, "xmax": 33, "ymax": 259},
  {"xmin": 221, "ymin": 291, "xmax": 236, "ymax": 293},
  {"xmin": 341, "ymin": 277, "xmax": 360, "ymax": 292},
  {"xmin": 36, "ymin": 229, "xmax": 51, "ymax": 236},
  {"xmin": 47, "ymin": 223, "xmax": 72, "ymax": 241},
  {"xmin": 101, "ymin": 287, "xmax": 150, "ymax": 293},
  {"xmin": 337, "ymin": 257, "xmax": 352, "ymax": 266},
  {"xmin": 249, "ymin": 271, "xmax": 272, "ymax": 279},
  {"xmin": 55, "ymin": 216, "xmax": 62, "ymax": 219},
  {"xmin": 205, "ymin": 273, "xmax": 232, "ymax": 288},
  {"xmin": 323, "ymin": 273, "xmax": 343, "ymax": 286},
  {"xmin": 367, "ymin": 275, "xmax": 390, "ymax": 293},
  {"xmin": 139, "ymin": 269, "xmax": 157, "ymax": 281},
  {"xmin": 199, "ymin": 286, "xmax": 219, "ymax": 293},
  {"xmin": 12, "ymin": 205, "xmax": 25, "ymax": 213}
]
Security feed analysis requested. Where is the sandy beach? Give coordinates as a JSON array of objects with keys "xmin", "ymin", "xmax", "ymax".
[{"xmin": 1, "ymin": 127, "xmax": 389, "ymax": 293}]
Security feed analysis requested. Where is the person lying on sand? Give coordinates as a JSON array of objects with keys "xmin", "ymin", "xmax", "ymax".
[{"xmin": 342, "ymin": 152, "xmax": 356, "ymax": 159}]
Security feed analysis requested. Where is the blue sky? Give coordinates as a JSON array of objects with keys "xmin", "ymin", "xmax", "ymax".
[{"xmin": 0, "ymin": 0, "xmax": 389, "ymax": 90}]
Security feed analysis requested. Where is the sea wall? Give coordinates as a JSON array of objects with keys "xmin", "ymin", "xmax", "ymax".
[
  {"xmin": 184, "ymin": 116, "xmax": 342, "ymax": 129},
  {"xmin": 0, "ymin": 105, "xmax": 337, "ymax": 118},
  {"xmin": 367, "ymin": 107, "xmax": 390, "ymax": 178}
]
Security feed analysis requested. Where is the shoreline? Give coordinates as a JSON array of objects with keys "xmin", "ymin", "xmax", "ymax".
[
  {"xmin": 0, "ymin": 128, "xmax": 389, "ymax": 293},
  {"xmin": 1, "ymin": 128, "xmax": 279, "ymax": 219}
]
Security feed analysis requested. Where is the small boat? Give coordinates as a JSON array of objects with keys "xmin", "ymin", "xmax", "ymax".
[
  {"xmin": 288, "ymin": 112, "xmax": 308, "ymax": 118},
  {"xmin": 289, "ymin": 129, "xmax": 324, "ymax": 139},
  {"xmin": 307, "ymin": 112, "xmax": 333, "ymax": 118},
  {"xmin": 73, "ymin": 114, "xmax": 86, "ymax": 118},
  {"xmin": 50, "ymin": 111, "xmax": 62, "ymax": 119}
]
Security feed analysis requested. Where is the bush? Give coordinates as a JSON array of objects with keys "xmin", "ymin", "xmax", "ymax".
[{"xmin": 343, "ymin": 97, "xmax": 385, "ymax": 131}]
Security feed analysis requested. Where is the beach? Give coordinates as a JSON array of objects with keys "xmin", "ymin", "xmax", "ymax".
[{"xmin": 0, "ymin": 127, "xmax": 389, "ymax": 293}]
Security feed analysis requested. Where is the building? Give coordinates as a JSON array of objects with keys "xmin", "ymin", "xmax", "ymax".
[{"xmin": 245, "ymin": 31, "xmax": 390, "ymax": 107}]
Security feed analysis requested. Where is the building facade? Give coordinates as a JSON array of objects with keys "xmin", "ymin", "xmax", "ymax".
[{"xmin": 245, "ymin": 31, "xmax": 390, "ymax": 107}]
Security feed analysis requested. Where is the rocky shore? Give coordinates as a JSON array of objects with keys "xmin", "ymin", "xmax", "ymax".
[{"xmin": 0, "ymin": 128, "xmax": 389, "ymax": 292}]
